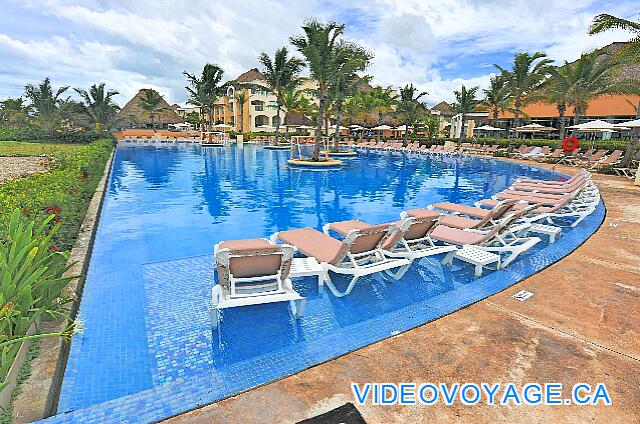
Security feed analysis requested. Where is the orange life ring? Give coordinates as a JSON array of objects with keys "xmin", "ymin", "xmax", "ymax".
[{"xmin": 563, "ymin": 137, "xmax": 579, "ymax": 151}]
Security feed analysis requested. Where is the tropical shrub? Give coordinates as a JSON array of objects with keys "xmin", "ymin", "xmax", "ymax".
[
  {"xmin": 0, "ymin": 139, "xmax": 113, "ymax": 250},
  {"xmin": 0, "ymin": 127, "xmax": 111, "ymax": 144},
  {"xmin": 0, "ymin": 210, "xmax": 77, "ymax": 391}
]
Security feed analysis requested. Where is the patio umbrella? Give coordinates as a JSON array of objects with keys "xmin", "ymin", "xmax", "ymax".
[
  {"xmin": 298, "ymin": 125, "xmax": 315, "ymax": 129},
  {"xmin": 395, "ymin": 125, "xmax": 410, "ymax": 132},
  {"xmin": 372, "ymin": 124, "xmax": 392, "ymax": 130},
  {"xmin": 213, "ymin": 123, "xmax": 232, "ymax": 128},
  {"xmin": 614, "ymin": 118, "xmax": 640, "ymax": 128},
  {"xmin": 474, "ymin": 125, "xmax": 502, "ymax": 131},
  {"xmin": 514, "ymin": 123, "xmax": 556, "ymax": 132},
  {"xmin": 566, "ymin": 119, "xmax": 625, "ymax": 130}
]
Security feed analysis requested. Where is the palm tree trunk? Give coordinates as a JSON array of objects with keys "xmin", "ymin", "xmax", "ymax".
[
  {"xmin": 492, "ymin": 109, "xmax": 499, "ymax": 128},
  {"xmin": 458, "ymin": 114, "xmax": 466, "ymax": 143},
  {"xmin": 376, "ymin": 112, "xmax": 382, "ymax": 142},
  {"xmin": 275, "ymin": 102, "xmax": 281, "ymax": 144},
  {"xmin": 402, "ymin": 122, "xmax": 408, "ymax": 146},
  {"xmin": 208, "ymin": 105, "xmax": 214, "ymax": 143},
  {"xmin": 558, "ymin": 104, "xmax": 566, "ymax": 145},
  {"xmin": 333, "ymin": 107, "xmax": 342, "ymax": 152},
  {"xmin": 313, "ymin": 94, "xmax": 325, "ymax": 161},
  {"xmin": 621, "ymin": 103, "xmax": 640, "ymax": 167},
  {"xmin": 508, "ymin": 102, "xmax": 520, "ymax": 152}
]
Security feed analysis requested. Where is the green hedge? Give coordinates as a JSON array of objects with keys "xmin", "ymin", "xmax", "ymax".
[
  {"xmin": 442, "ymin": 137, "xmax": 629, "ymax": 151},
  {"xmin": 0, "ymin": 127, "xmax": 112, "ymax": 144},
  {"xmin": 0, "ymin": 139, "xmax": 114, "ymax": 250}
]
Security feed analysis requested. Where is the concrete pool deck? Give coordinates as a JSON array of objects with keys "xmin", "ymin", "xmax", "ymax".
[{"xmin": 166, "ymin": 163, "xmax": 640, "ymax": 423}]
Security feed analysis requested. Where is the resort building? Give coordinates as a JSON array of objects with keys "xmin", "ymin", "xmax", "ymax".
[
  {"xmin": 212, "ymin": 68, "xmax": 317, "ymax": 133},
  {"xmin": 429, "ymin": 101, "xmax": 456, "ymax": 136}
]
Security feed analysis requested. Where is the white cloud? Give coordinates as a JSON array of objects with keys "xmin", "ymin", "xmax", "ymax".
[{"xmin": 1, "ymin": 0, "xmax": 637, "ymax": 106}]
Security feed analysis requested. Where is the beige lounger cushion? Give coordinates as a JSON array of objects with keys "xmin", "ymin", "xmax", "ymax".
[
  {"xmin": 430, "ymin": 226, "xmax": 490, "ymax": 245},
  {"xmin": 218, "ymin": 239, "xmax": 284, "ymax": 279},
  {"xmin": 439, "ymin": 215, "xmax": 482, "ymax": 229},
  {"xmin": 431, "ymin": 202, "xmax": 492, "ymax": 219},
  {"xmin": 277, "ymin": 228, "xmax": 343, "ymax": 263},
  {"xmin": 328, "ymin": 220, "xmax": 373, "ymax": 236},
  {"xmin": 404, "ymin": 208, "xmax": 441, "ymax": 220}
]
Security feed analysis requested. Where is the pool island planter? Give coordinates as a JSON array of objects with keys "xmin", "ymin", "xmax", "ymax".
[
  {"xmin": 321, "ymin": 150, "xmax": 358, "ymax": 157},
  {"xmin": 264, "ymin": 144, "xmax": 292, "ymax": 150},
  {"xmin": 287, "ymin": 158, "xmax": 343, "ymax": 167}
]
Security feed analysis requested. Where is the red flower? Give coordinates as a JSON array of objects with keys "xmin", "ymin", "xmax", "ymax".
[{"xmin": 50, "ymin": 245, "xmax": 58, "ymax": 251}]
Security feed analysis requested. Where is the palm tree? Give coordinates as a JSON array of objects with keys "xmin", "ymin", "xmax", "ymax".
[
  {"xmin": 371, "ymin": 86, "xmax": 396, "ymax": 143},
  {"xmin": 74, "ymin": 83, "xmax": 121, "ymax": 130},
  {"xmin": 258, "ymin": 47, "xmax": 305, "ymax": 145},
  {"xmin": 542, "ymin": 66, "xmax": 572, "ymax": 141},
  {"xmin": 395, "ymin": 84, "xmax": 428, "ymax": 146},
  {"xmin": 328, "ymin": 41, "xmax": 372, "ymax": 150},
  {"xmin": 184, "ymin": 63, "xmax": 229, "ymax": 142},
  {"xmin": 137, "ymin": 89, "xmax": 167, "ymax": 130},
  {"xmin": 589, "ymin": 14, "xmax": 640, "ymax": 62},
  {"xmin": 451, "ymin": 85, "xmax": 479, "ymax": 142},
  {"xmin": 291, "ymin": 19, "xmax": 345, "ymax": 160},
  {"xmin": 495, "ymin": 52, "xmax": 553, "ymax": 144},
  {"xmin": 423, "ymin": 114, "xmax": 440, "ymax": 142},
  {"xmin": 234, "ymin": 91, "xmax": 249, "ymax": 133},
  {"xmin": 0, "ymin": 97, "xmax": 31, "ymax": 127},
  {"xmin": 564, "ymin": 51, "xmax": 639, "ymax": 124},
  {"xmin": 281, "ymin": 89, "xmax": 312, "ymax": 155},
  {"xmin": 24, "ymin": 77, "xmax": 69, "ymax": 132},
  {"xmin": 589, "ymin": 14, "xmax": 640, "ymax": 166},
  {"xmin": 482, "ymin": 75, "xmax": 511, "ymax": 133}
]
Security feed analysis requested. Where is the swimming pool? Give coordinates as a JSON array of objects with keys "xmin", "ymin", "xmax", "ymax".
[{"xmin": 51, "ymin": 143, "xmax": 604, "ymax": 423}]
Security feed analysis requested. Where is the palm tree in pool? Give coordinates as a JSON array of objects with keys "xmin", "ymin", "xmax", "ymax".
[
  {"xmin": 482, "ymin": 75, "xmax": 511, "ymax": 135},
  {"xmin": 74, "ymin": 83, "xmax": 122, "ymax": 130},
  {"xmin": 328, "ymin": 41, "xmax": 372, "ymax": 150},
  {"xmin": 291, "ymin": 19, "xmax": 345, "ymax": 161},
  {"xmin": 259, "ymin": 47, "xmax": 305, "ymax": 145},
  {"xmin": 137, "ymin": 89, "xmax": 167, "ymax": 130},
  {"xmin": 281, "ymin": 89, "xmax": 312, "ymax": 156},
  {"xmin": 589, "ymin": 13, "xmax": 640, "ymax": 166},
  {"xmin": 451, "ymin": 85, "xmax": 479, "ymax": 143},
  {"xmin": 395, "ymin": 84, "xmax": 428, "ymax": 146},
  {"xmin": 495, "ymin": 52, "xmax": 553, "ymax": 146},
  {"xmin": 184, "ymin": 64, "xmax": 229, "ymax": 143}
]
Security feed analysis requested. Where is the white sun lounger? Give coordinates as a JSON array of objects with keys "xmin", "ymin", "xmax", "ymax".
[
  {"xmin": 272, "ymin": 224, "xmax": 411, "ymax": 297},
  {"xmin": 211, "ymin": 238, "xmax": 305, "ymax": 328}
]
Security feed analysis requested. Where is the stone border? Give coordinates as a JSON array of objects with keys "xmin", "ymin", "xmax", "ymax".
[{"xmin": 11, "ymin": 146, "xmax": 116, "ymax": 423}]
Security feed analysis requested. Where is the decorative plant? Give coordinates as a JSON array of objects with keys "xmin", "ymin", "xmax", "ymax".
[{"xmin": 0, "ymin": 210, "xmax": 79, "ymax": 390}]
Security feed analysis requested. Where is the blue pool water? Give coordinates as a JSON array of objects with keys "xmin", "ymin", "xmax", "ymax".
[{"xmin": 52, "ymin": 143, "xmax": 604, "ymax": 422}]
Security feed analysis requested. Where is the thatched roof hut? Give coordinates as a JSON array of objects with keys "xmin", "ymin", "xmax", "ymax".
[{"xmin": 117, "ymin": 89, "xmax": 182, "ymax": 128}]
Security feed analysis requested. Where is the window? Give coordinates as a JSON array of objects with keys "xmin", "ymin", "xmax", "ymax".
[
  {"xmin": 251, "ymin": 100, "xmax": 264, "ymax": 112},
  {"xmin": 271, "ymin": 116, "xmax": 280, "ymax": 127},
  {"xmin": 255, "ymin": 115, "xmax": 267, "ymax": 127}
]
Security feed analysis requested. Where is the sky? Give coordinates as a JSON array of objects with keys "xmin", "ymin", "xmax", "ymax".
[{"xmin": 1, "ymin": 0, "xmax": 638, "ymax": 107}]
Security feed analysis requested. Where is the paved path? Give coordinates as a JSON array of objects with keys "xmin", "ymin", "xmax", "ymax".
[{"xmin": 166, "ymin": 164, "xmax": 640, "ymax": 424}]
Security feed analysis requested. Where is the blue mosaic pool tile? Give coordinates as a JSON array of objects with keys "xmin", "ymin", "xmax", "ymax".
[{"xmin": 46, "ymin": 144, "xmax": 605, "ymax": 423}]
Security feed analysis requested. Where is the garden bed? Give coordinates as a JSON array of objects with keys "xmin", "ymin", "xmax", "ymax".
[{"xmin": 0, "ymin": 139, "xmax": 114, "ymax": 420}]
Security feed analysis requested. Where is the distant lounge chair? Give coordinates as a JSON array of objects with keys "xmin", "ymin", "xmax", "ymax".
[
  {"xmin": 211, "ymin": 238, "xmax": 305, "ymax": 328},
  {"xmin": 589, "ymin": 150, "xmax": 623, "ymax": 170},
  {"xmin": 613, "ymin": 165, "xmax": 638, "ymax": 179},
  {"xmin": 271, "ymin": 224, "xmax": 411, "ymax": 297}
]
